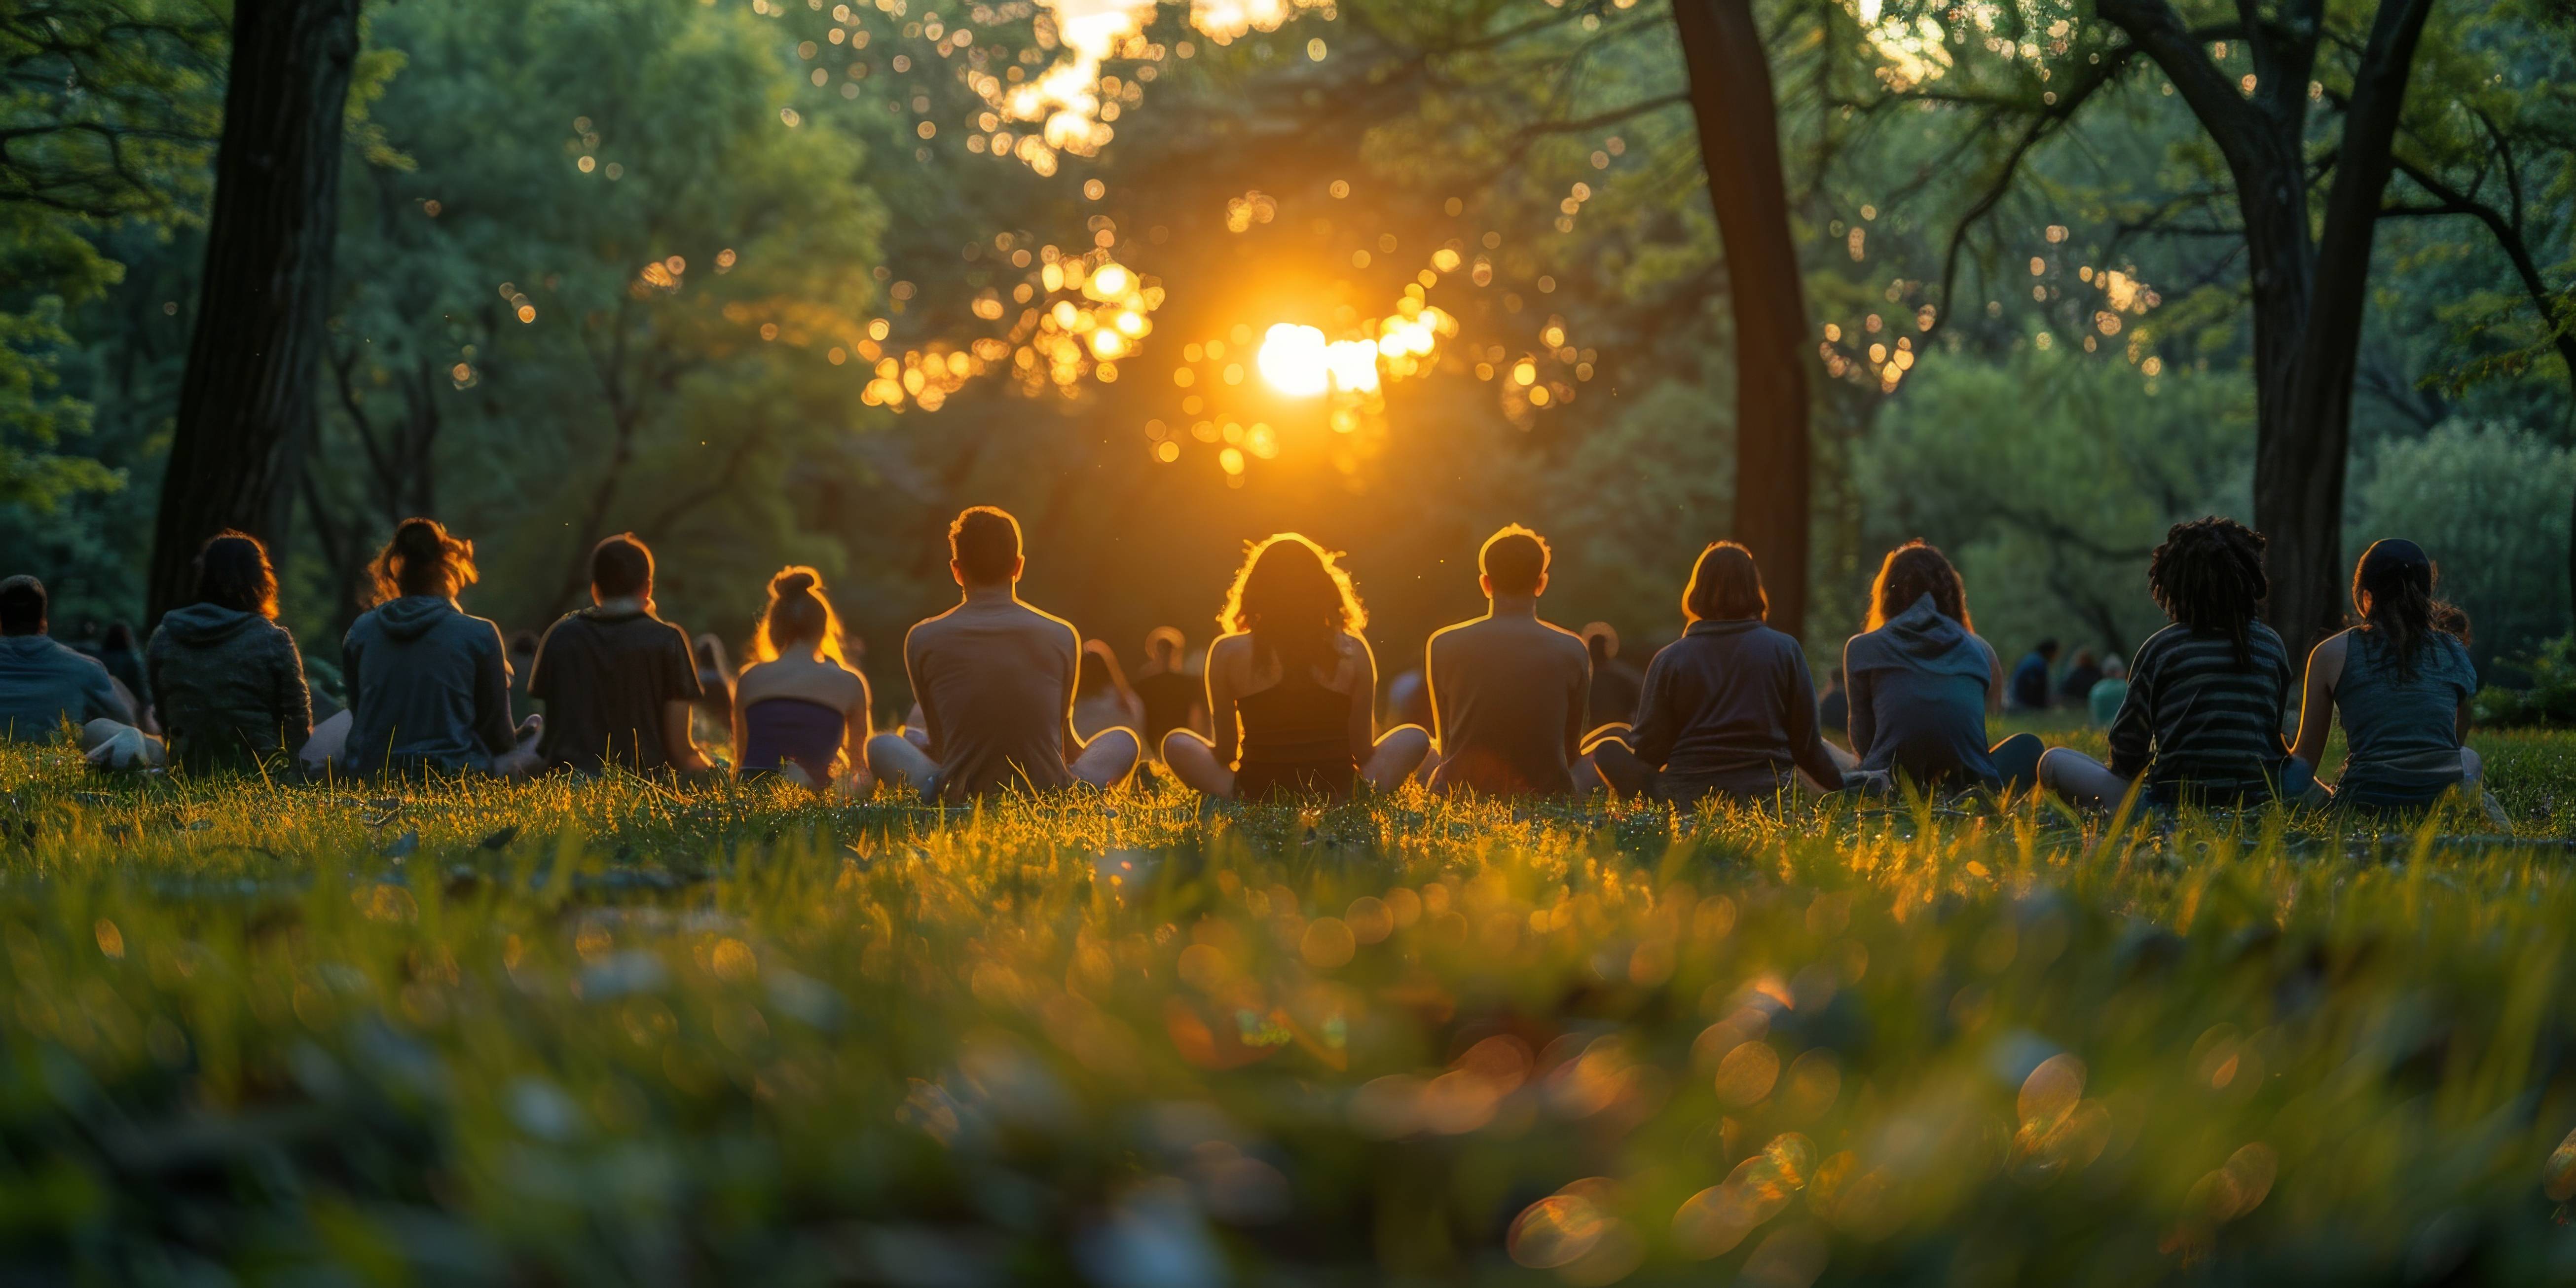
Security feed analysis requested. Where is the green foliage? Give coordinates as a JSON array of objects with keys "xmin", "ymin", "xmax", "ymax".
[
  {"xmin": 2474, "ymin": 636, "xmax": 2576, "ymax": 728},
  {"xmin": 2347, "ymin": 421, "xmax": 2576, "ymax": 661}
]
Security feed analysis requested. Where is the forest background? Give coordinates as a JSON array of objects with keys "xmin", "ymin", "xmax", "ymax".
[{"xmin": 4, "ymin": 0, "xmax": 2572, "ymax": 720}]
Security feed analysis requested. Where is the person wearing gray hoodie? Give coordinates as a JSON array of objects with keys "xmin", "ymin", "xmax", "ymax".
[
  {"xmin": 146, "ymin": 532, "xmax": 312, "ymax": 773},
  {"xmin": 338, "ymin": 519, "xmax": 519, "ymax": 777},
  {"xmin": 1840, "ymin": 542, "xmax": 2041, "ymax": 794}
]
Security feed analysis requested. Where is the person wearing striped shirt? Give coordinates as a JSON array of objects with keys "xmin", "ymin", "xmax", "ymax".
[{"xmin": 2041, "ymin": 517, "xmax": 2319, "ymax": 810}]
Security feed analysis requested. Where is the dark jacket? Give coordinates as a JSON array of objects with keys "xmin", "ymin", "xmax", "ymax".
[
  {"xmin": 1842, "ymin": 594, "xmax": 2000, "ymax": 788},
  {"xmin": 1628, "ymin": 618, "xmax": 1843, "ymax": 797},
  {"xmin": 342, "ymin": 596, "xmax": 515, "ymax": 775},
  {"xmin": 146, "ymin": 605, "xmax": 312, "ymax": 773},
  {"xmin": 0, "ymin": 635, "xmax": 129, "ymax": 740}
]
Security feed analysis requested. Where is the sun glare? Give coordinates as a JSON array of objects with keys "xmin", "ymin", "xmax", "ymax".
[{"xmin": 1257, "ymin": 324, "xmax": 1332, "ymax": 396}]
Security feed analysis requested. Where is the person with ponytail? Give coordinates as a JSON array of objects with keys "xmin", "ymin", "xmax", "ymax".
[
  {"xmin": 1586, "ymin": 542, "xmax": 1845, "ymax": 807},
  {"xmin": 2040, "ymin": 516, "xmax": 2313, "ymax": 810},
  {"xmin": 527, "ymin": 532, "xmax": 710, "ymax": 776},
  {"xmin": 733, "ymin": 567, "xmax": 872, "ymax": 793},
  {"xmin": 2287, "ymin": 540, "xmax": 2496, "ymax": 815},
  {"xmin": 1839, "ymin": 541, "xmax": 2043, "ymax": 795},
  {"xmin": 335, "ymin": 518, "xmax": 528, "ymax": 777},
  {"xmin": 145, "ymin": 531, "xmax": 312, "ymax": 773},
  {"xmin": 1160, "ymin": 532, "xmax": 1430, "ymax": 801}
]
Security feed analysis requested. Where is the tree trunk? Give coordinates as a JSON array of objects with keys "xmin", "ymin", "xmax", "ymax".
[
  {"xmin": 146, "ymin": 0, "xmax": 363, "ymax": 625},
  {"xmin": 1672, "ymin": 0, "xmax": 1813, "ymax": 638}
]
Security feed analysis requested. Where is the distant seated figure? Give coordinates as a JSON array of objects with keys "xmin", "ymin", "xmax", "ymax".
[
  {"xmin": 1840, "ymin": 541, "xmax": 2041, "ymax": 795},
  {"xmin": 2008, "ymin": 638, "xmax": 2059, "ymax": 712},
  {"xmin": 336, "ymin": 518, "xmax": 527, "ymax": 777},
  {"xmin": 1072, "ymin": 638, "xmax": 1144, "ymax": 742},
  {"xmin": 692, "ymin": 631, "xmax": 736, "ymax": 750},
  {"xmin": 864, "ymin": 506, "xmax": 1138, "ymax": 800},
  {"xmin": 735, "ymin": 566, "xmax": 871, "ymax": 793},
  {"xmin": 2056, "ymin": 648, "xmax": 2103, "ymax": 710},
  {"xmin": 95, "ymin": 621, "xmax": 150, "ymax": 721},
  {"xmin": 1132, "ymin": 626, "xmax": 1207, "ymax": 751},
  {"xmin": 1160, "ymin": 533, "xmax": 1430, "ymax": 802},
  {"xmin": 2040, "ymin": 517, "xmax": 2312, "ymax": 810},
  {"xmin": 2288, "ymin": 539, "xmax": 2489, "ymax": 813},
  {"xmin": 1586, "ymin": 542, "xmax": 1843, "ymax": 807},
  {"xmin": 1816, "ymin": 667, "xmax": 1848, "ymax": 745},
  {"xmin": 1582, "ymin": 623, "xmax": 1643, "ymax": 728},
  {"xmin": 505, "ymin": 629, "xmax": 543, "ymax": 722},
  {"xmin": 2086, "ymin": 656, "xmax": 2129, "ymax": 728},
  {"xmin": 530, "ymin": 533, "xmax": 709, "ymax": 776},
  {"xmin": 1424, "ymin": 524, "xmax": 1590, "ymax": 798},
  {"xmin": 145, "ymin": 531, "xmax": 312, "ymax": 774},
  {"xmin": 0, "ymin": 574, "xmax": 159, "ymax": 766}
]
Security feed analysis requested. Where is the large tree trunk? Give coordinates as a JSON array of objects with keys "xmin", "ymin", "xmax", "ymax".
[
  {"xmin": 1672, "ymin": 0, "xmax": 1813, "ymax": 638},
  {"xmin": 146, "ymin": 0, "xmax": 363, "ymax": 624}
]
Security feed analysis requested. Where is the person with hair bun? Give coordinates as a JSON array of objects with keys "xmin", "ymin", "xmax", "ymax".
[
  {"xmin": 1586, "ymin": 542, "xmax": 1844, "ymax": 806},
  {"xmin": 333, "ymin": 518, "xmax": 528, "ymax": 776},
  {"xmin": 2287, "ymin": 539, "xmax": 2498, "ymax": 817},
  {"xmin": 145, "ymin": 530, "xmax": 312, "ymax": 773},
  {"xmin": 733, "ymin": 566, "xmax": 872, "ymax": 793},
  {"xmin": 1839, "ymin": 540, "xmax": 2041, "ymax": 795},
  {"xmin": 528, "ymin": 532, "xmax": 710, "ymax": 776},
  {"xmin": 2040, "ymin": 516, "xmax": 2313, "ymax": 810},
  {"xmin": 1423, "ymin": 524, "xmax": 1592, "ymax": 798}
]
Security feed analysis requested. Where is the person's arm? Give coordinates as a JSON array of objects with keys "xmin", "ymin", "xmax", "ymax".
[
  {"xmin": 1205, "ymin": 639, "xmax": 1240, "ymax": 767},
  {"xmin": 1343, "ymin": 632, "xmax": 1380, "ymax": 762},
  {"xmin": 1565, "ymin": 642, "xmax": 1592, "ymax": 765},
  {"xmin": 2289, "ymin": 631, "xmax": 2346, "ymax": 768},
  {"xmin": 1058, "ymin": 622, "xmax": 1086, "ymax": 758},
  {"xmin": 659, "ymin": 627, "xmax": 710, "ymax": 771},
  {"xmin": 1423, "ymin": 630, "xmax": 1446, "ymax": 749},
  {"xmin": 1785, "ymin": 654, "xmax": 1843, "ymax": 791},
  {"xmin": 844, "ymin": 668, "xmax": 874, "ymax": 769},
  {"xmin": 1842, "ymin": 642, "xmax": 1875, "ymax": 759},
  {"xmin": 100, "ymin": 673, "xmax": 139, "ymax": 727},
  {"xmin": 1988, "ymin": 647, "xmax": 2008, "ymax": 716},
  {"xmin": 2104, "ymin": 644, "xmax": 2154, "ymax": 780},
  {"xmin": 472, "ymin": 626, "xmax": 517, "ymax": 756},
  {"xmin": 144, "ymin": 634, "xmax": 168, "ymax": 733},
  {"xmin": 275, "ymin": 630, "xmax": 314, "ymax": 756},
  {"xmin": 1627, "ymin": 652, "xmax": 1679, "ymax": 769}
]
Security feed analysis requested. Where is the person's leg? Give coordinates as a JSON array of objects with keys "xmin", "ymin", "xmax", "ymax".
[
  {"xmin": 865, "ymin": 732, "xmax": 938, "ymax": 795},
  {"xmin": 1588, "ymin": 736, "xmax": 1655, "ymax": 800},
  {"xmin": 1071, "ymin": 727, "xmax": 1140, "ymax": 790},
  {"xmin": 301, "ymin": 708, "xmax": 353, "ymax": 773},
  {"xmin": 1988, "ymin": 733, "xmax": 2044, "ymax": 795},
  {"xmin": 2037, "ymin": 747, "xmax": 2135, "ymax": 810},
  {"xmin": 79, "ymin": 718, "xmax": 163, "ymax": 769},
  {"xmin": 1159, "ymin": 729, "xmax": 1234, "ymax": 798},
  {"xmin": 1361, "ymin": 725, "xmax": 1432, "ymax": 792},
  {"xmin": 2277, "ymin": 757, "xmax": 2331, "ymax": 809},
  {"xmin": 2461, "ymin": 746, "xmax": 2511, "ymax": 827}
]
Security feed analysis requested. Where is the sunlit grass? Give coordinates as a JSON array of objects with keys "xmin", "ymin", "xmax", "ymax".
[{"xmin": 4, "ymin": 731, "xmax": 2576, "ymax": 1282}]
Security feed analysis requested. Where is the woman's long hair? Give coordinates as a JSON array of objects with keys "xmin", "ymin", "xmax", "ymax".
[
  {"xmin": 751, "ymin": 566, "xmax": 847, "ymax": 666},
  {"xmin": 1219, "ymin": 533, "xmax": 1366, "ymax": 679},
  {"xmin": 366, "ymin": 518, "xmax": 477, "ymax": 606},
  {"xmin": 1866, "ymin": 540, "xmax": 1972, "ymax": 632},
  {"xmin": 1682, "ymin": 542, "xmax": 1768, "ymax": 624},
  {"xmin": 2352, "ymin": 540, "xmax": 2455, "ymax": 681},
  {"xmin": 2148, "ymin": 517, "xmax": 2267, "ymax": 668},
  {"xmin": 193, "ymin": 530, "xmax": 280, "ymax": 620}
]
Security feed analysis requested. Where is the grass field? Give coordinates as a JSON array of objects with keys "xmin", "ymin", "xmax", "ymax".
[{"xmin": 6, "ymin": 730, "xmax": 2576, "ymax": 1285}]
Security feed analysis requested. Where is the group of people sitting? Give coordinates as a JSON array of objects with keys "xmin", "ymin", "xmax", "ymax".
[{"xmin": 0, "ymin": 504, "xmax": 2491, "ymax": 817}]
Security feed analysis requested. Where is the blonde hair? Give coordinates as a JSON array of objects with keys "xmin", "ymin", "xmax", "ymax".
[{"xmin": 750, "ymin": 565, "xmax": 847, "ymax": 666}]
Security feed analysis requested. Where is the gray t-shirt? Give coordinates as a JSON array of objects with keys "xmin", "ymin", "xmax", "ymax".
[
  {"xmin": 903, "ymin": 593, "xmax": 1079, "ymax": 801},
  {"xmin": 1426, "ymin": 610, "xmax": 1591, "ymax": 797},
  {"xmin": 0, "ymin": 634, "xmax": 130, "ymax": 741}
]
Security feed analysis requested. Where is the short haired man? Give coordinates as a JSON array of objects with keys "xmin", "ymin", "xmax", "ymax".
[
  {"xmin": 527, "ymin": 533, "xmax": 710, "ymax": 774},
  {"xmin": 1132, "ymin": 626, "xmax": 1206, "ymax": 751},
  {"xmin": 0, "ymin": 575, "xmax": 161, "ymax": 766},
  {"xmin": 1422, "ymin": 525, "xmax": 1591, "ymax": 797},
  {"xmin": 866, "ymin": 506, "xmax": 1138, "ymax": 799}
]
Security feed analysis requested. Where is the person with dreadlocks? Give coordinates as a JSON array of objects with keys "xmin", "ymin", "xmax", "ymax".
[
  {"xmin": 2286, "ymin": 540, "xmax": 2496, "ymax": 816},
  {"xmin": 2039, "ymin": 517, "xmax": 2315, "ymax": 810}
]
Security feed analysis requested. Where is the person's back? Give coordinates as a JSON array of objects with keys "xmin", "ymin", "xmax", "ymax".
[
  {"xmin": 532, "ymin": 608, "xmax": 700, "ymax": 773},
  {"xmin": 0, "ymin": 629, "xmax": 127, "ymax": 741},
  {"xmin": 738, "ymin": 654, "xmax": 867, "ymax": 781},
  {"xmin": 1428, "ymin": 615, "xmax": 1589, "ymax": 798},
  {"xmin": 906, "ymin": 593, "xmax": 1078, "ymax": 799},
  {"xmin": 2331, "ymin": 627, "xmax": 2476, "ymax": 807},
  {"xmin": 1231, "ymin": 638, "xmax": 1362, "ymax": 799},
  {"xmin": 2009, "ymin": 644, "xmax": 2055, "ymax": 710},
  {"xmin": 1633, "ymin": 620, "xmax": 1816, "ymax": 795},
  {"xmin": 1584, "ymin": 626, "xmax": 1643, "ymax": 728},
  {"xmin": 2087, "ymin": 668, "xmax": 2129, "ymax": 728},
  {"xmin": 341, "ymin": 520, "xmax": 515, "ymax": 776},
  {"xmin": 150, "ymin": 608, "xmax": 308, "ymax": 771},
  {"xmin": 1842, "ymin": 592, "xmax": 2001, "ymax": 789},
  {"xmin": 2110, "ymin": 622, "xmax": 2292, "ymax": 800},
  {"xmin": 1133, "ymin": 666, "xmax": 1198, "ymax": 745},
  {"xmin": 96, "ymin": 624, "xmax": 148, "ymax": 712}
]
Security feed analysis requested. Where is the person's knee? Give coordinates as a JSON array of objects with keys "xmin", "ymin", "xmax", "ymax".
[
  {"xmin": 1090, "ymin": 727, "xmax": 1141, "ymax": 771},
  {"xmin": 863, "ymin": 733, "xmax": 915, "ymax": 778},
  {"xmin": 1159, "ymin": 728, "xmax": 1204, "ymax": 766},
  {"xmin": 2462, "ymin": 746, "xmax": 2484, "ymax": 781}
]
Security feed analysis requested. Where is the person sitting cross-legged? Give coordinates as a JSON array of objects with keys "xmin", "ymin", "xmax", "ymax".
[
  {"xmin": 328, "ymin": 518, "xmax": 533, "ymax": 778},
  {"xmin": 1839, "ymin": 540, "xmax": 2042, "ymax": 796},
  {"xmin": 2288, "ymin": 539, "xmax": 2500, "ymax": 821},
  {"xmin": 528, "ymin": 533, "xmax": 711, "ymax": 776},
  {"xmin": 145, "ymin": 531, "xmax": 312, "ymax": 775},
  {"xmin": 1160, "ymin": 533, "xmax": 1429, "ymax": 802},
  {"xmin": 1586, "ymin": 542, "xmax": 1844, "ymax": 808},
  {"xmin": 0, "ymin": 574, "xmax": 160, "ymax": 767},
  {"xmin": 864, "ymin": 506, "xmax": 1139, "ymax": 800},
  {"xmin": 1423, "ymin": 524, "xmax": 1591, "ymax": 798},
  {"xmin": 734, "ymin": 566, "xmax": 872, "ymax": 795},
  {"xmin": 2039, "ymin": 516, "xmax": 2318, "ymax": 811}
]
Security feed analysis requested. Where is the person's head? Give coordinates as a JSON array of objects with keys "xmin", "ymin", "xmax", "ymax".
[
  {"xmin": 101, "ymin": 622, "xmax": 136, "ymax": 652},
  {"xmin": 508, "ymin": 629, "xmax": 540, "ymax": 659},
  {"xmin": 2431, "ymin": 600, "xmax": 2472, "ymax": 645},
  {"xmin": 0, "ymin": 576, "xmax": 46, "ymax": 637},
  {"xmin": 589, "ymin": 533, "xmax": 653, "ymax": 604},
  {"xmin": 2072, "ymin": 647, "xmax": 2096, "ymax": 668},
  {"xmin": 753, "ymin": 566, "xmax": 846, "ymax": 665},
  {"xmin": 2147, "ymin": 516, "xmax": 2268, "ymax": 667},
  {"xmin": 367, "ymin": 518, "xmax": 478, "ymax": 605},
  {"xmin": 1479, "ymin": 524, "xmax": 1550, "ymax": 600},
  {"xmin": 2101, "ymin": 655, "xmax": 2127, "ymax": 680},
  {"xmin": 1582, "ymin": 622, "xmax": 1619, "ymax": 664},
  {"xmin": 2351, "ymin": 538, "xmax": 2457, "ymax": 678},
  {"xmin": 1144, "ymin": 626, "xmax": 1185, "ymax": 669},
  {"xmin": 1827, "ymin": 666, "xmax": 1845, "ymax": 693},
  {"xmin": 1866, "ymin": 540, "xmax": 1972, "ymax": 632},
  {"xmin": 191, "ymin": 530, "xmax": 280, "ymax": 620},
  {"xmin": 1075, "ymin": 638, "xmax": 1130, "ymax": 700},
  {"xmin": 2033, "ymin": 638, "xmax": 2061, "ymax": 662},
  {"xmin": 949, "ymin": 506, "xmax": 1024, "ymax": 589},
  {"xmin": 1681, "ymin": 542, "xmax": 1767, "ymax": 624},
  {"xmin": 1221, "ymin": 532, "xmax": 1366, "ymax": 677}
]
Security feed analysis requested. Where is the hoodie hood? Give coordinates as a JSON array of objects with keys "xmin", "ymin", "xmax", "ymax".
[
  {"xmin": 159, "ymin": 603, "xmax": 262, "ymax": 647},
  {"xmin": 1849, "ymin": 593, "xmax": 1990, "ymax": 681},
  {"xmin": 0, "ymin": 634, "xmax": 65, "ymax": 659},
  {"xmin": 371, "ymin": 595, "xmax": 460, "ymax": 642}
]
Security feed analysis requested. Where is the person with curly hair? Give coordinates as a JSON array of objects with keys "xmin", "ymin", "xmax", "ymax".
[
  {"xmin": 2040, "ymin": 516, "xmax": 2315, "ymax": 810},
  {"xmin": 1160, "ymin": 532, "xmax": 1430, "ymax": 801},
  {"xmin": 2287, "ymin": 540, "xmax": 2500, "ymax": 818}
]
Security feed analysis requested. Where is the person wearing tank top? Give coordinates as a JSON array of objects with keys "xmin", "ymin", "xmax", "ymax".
[
  {"xmin": 2288, "ymin": 539, "xmax": 2500, "ymax": 820},
  {"xmin": 732, "ymin": 566, "xmax": 873, "ymax": 794},
  {"xmin": 1161, "ymin": 533, "xmax": 1429, "ymax": 803}
]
